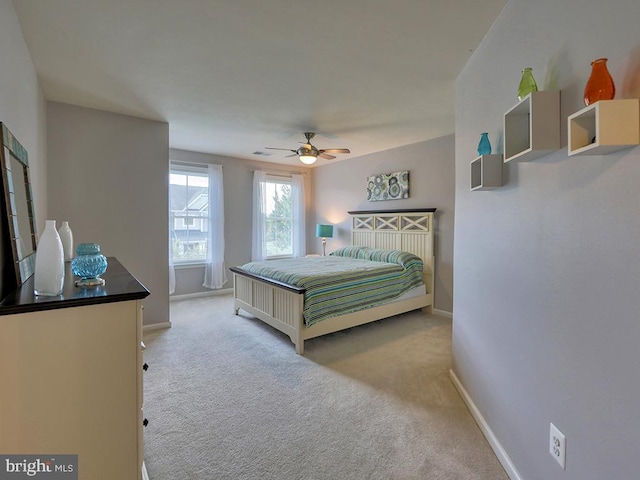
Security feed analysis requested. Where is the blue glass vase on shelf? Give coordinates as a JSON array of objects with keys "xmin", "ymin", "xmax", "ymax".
[
  {"xmin": 71, "ymin": 243, "xmax": 108, "ymax": 287},
  {"xmin": 477, "ymin": 132, "xmax": 492, "ymax": 156}
]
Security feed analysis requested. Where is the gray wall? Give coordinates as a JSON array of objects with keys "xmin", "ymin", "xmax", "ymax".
[
  {"xmin": 0, "ymin": 0, "xmax": 47, "ymax": 298},
  {"xmin": 169, "ymin": 148, "xmax": 311, "ymax": 297},
  {"xmin": 0, "ymin": 0, "xmax": 47, "ymax": 233},
  {"xmin": 47, "ymin": 102, "xmax": 169, "ymax": 326},
  {"xmin": 453, "ymin": 1, "xmax": 640, "ymax": 479},
  {"xmin": 313, "ymin": 134, "xmax": 455, "ymax": 313}
]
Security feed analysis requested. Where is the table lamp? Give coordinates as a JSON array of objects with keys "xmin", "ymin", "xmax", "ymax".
[{"xmin": 315, "ymin": 224, "xmax": 333, "ymax": 256}]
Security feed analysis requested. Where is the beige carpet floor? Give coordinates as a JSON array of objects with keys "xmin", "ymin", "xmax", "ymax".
[{"xmin": 142, "ymin": 294, "xmax": 508, "ymax": 480}]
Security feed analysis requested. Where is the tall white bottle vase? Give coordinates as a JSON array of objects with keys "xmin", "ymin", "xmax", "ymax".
[
  {"xmin": 34, "ymin": 220, "xmax": 65, "ymax": 296},
  {"xmin": 58, "ymin": 221, "xmax": 74, "ymax": 262}
]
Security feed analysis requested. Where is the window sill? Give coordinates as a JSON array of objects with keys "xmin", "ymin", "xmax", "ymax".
[{"xmin": 173, "ymin": 262, "xmax": 206, "ymax": 270}]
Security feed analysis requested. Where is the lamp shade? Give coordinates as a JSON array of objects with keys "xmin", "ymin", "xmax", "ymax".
[
  {"xmin": 299, "ymin": 155, "xmax": 317, "ymax": 165},
  {"xmin": 316, "ymin": 224, "xmax": 333, "ymax": 238}
]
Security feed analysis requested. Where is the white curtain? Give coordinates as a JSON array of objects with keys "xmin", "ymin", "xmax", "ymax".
[
  {"xmin": 251, "ymin": 170, "xmax": 268, "ymax": 261},
  {"xmin": 203, "ymin": 164, "xmax": 227, "ymax": 289},
  {"xmin": 169, "ymin": 211, "xmax": 176, "ymax": 294},
  {"xmin": 291, "ymin": 173, "xmax": 306, "ymax": 258}
]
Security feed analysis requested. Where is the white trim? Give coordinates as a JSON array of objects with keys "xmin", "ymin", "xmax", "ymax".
[
  {"xmin": 170, "ymin": 159, "xmax": 210, "ymax": 173},
  {"xmin": 449, "ymin": 369, "xmax": 522, "ymax": 480},
  {"xmin": 253, "ymin": 169, "xmax": 309, "ymax": 178},
  {"xmin": 143, "ymin": 321, "xmax": 172, "ymax": 332},
  {"xmin": 173, "ymin": 261, "xmax": 206, "ymax": 270},
  {"xmin": 142, "ymin": 462, "xmax": 150, "ymax": 480},
  {"xmin": 265, "ymin": 172, "xmax": 293, "ymax": 180},
  {"xmin": 433, "ymin": 308, "xmax": 452, "ymax": 319},
  {"xmin": 266, "ymin": 254, "xmax": 294, "ymax": 260},
  {"xmin": 170, "ymin": 288, "xmax": 233, "ymax": 302}
]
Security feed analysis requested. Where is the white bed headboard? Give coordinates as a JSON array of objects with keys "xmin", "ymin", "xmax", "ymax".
[{"xmin": 349, "ymin": 209, "xmax": 436, "ymax": 295}]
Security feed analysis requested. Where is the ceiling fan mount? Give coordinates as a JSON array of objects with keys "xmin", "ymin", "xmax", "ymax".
[{"xmin": 266, "ymin": 132, "xmax": 350, "ymax": 165}]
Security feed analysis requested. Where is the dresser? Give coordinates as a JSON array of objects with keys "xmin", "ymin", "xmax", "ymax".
[{"xmin": 0, "ymin": 258, "xmax": 150, "ymax": 480}]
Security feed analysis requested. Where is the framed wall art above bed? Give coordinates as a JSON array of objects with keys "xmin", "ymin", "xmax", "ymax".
[
  {"xmin": 366, "ymin": 171, "xmax": 410, "ymax": 201},
  {"xmin": 230, "ymin": 208, "xmax": 436, "ymax": 354}
]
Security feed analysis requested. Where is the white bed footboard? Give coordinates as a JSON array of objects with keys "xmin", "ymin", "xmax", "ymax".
[
  {"xmin": 232, "ymin": 269, "xmax": 432, "ymax": 354},
  {"xmin": 232, "ymin": 271, "xmax": 305, "ymax": 353}
]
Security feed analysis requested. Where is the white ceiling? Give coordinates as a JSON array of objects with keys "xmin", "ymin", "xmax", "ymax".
[{"xmin": 13, "ymin": 0, "xmax": 506, "ymax": 166}]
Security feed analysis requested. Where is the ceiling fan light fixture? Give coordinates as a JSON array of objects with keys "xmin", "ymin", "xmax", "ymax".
[
  {"xmin": 265, "ymin": 132, "xmax": 349, "ymax": 165},
  {"xmin": 297, "ymin": 144, "xmax": 318, "ymax": 165}
]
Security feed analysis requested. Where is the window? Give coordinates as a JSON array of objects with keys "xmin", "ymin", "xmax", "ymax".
[
  {"xmin": 252, "ymin": 171, "xmax": 305, "ymax": 261},
  {"xmin": 264, "ymin": 179, "xmax": 293, "ymax": 257},
  {"xmin": 170, "ymin": 163, "xmax": 210, "ymax": 263}
]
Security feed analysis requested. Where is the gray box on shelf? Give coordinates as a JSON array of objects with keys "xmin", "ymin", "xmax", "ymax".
[
  {"xmin": 471, "ymin": 154, "xmax": 503, "ymax": 191},
  {"xmin": 504, "ymin": 91, "xmax": 561, "ymax": 162}
]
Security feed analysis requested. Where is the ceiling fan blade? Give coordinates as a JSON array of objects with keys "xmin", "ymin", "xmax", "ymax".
[
  {"xmin": 320, "ymin": 148, "xmax": 350, "ymax": 154},
  {"xmin": 285, "ymin": 153, "xmax": 298, "ymax": 158},
  {"xmin": 319, "ymin": 153, "xmax": 336, "ymax": 160},
  {"xmin": 265, "ymin": 147, "xmax": 296, "ymax": 152}
]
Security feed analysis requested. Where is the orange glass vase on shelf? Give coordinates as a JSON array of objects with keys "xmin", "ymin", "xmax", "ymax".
[{"xmin": 583, "ymin": 58, "xmax": 615, "ymax": 106}]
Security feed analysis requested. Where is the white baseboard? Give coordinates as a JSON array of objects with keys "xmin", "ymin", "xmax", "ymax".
[
  {"xmin": 170, "ymin": 288, "xmax": 233, "ymax": 302},
  {"xmin": 143, "ymin": 321, "xmax": 172, "ymax": 332},
  {"xmin": 449, "ymin": 369, "xmax": 522, "ymax": 480},
  {"xmin": 433, "ymin": 308, "xmax": 452, "ymax": 319},
  {"xmin": 142, "ymin": 462, "xmax": 150, "ymax": 480}
]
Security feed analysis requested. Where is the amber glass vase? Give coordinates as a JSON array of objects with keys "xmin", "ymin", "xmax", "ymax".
[{"xmin": 583, "ymin": 58, "xmax": 615, "ymax": 106}]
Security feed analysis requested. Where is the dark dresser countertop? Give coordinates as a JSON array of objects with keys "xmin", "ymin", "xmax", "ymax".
[{"xmin": 0, "ymin": 257, "xmax": 150, "ymax": 316}]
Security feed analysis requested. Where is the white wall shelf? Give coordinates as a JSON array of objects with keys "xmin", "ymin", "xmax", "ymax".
[
  {"xmin": 567, "ymin": 99, "xmax": 640, "ymax": 156},
  {"xmin": 471, "ymin": 154, "xmax": 503, "ymax": 190},
  {"xmin": 503, "ymin": 91, "xmax": 561, "ymax": 163}
]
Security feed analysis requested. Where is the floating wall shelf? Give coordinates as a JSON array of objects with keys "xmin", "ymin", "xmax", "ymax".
[
  {"xmin": 471, "ymin": 154, "xmax": 503, "ymax": 191},
  {"xmin": 503, "ymin": 91, "xmax": 561, "ymax": 163},
  {"xmin": 567, "ymin": 99, "xmax": 640, "ymax": 156}
]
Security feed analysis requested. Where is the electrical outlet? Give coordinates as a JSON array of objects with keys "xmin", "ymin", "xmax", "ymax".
[{"xmin": 549, "ymin": 422, "xmax": 566, "ymax": 469}]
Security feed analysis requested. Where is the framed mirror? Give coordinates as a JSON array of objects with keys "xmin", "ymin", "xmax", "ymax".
[{"xmin": 0, "ymin": 123, "xmax": 37, "ymax": 285}]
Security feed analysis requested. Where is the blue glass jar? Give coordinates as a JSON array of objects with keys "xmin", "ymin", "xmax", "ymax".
[
  {"xmin": 71, "ymin": 243, "xmax": 107, "ymax": 286},
  {"xmin": 477, "ymin": 132, "xmax": 492, "ymax": 156}
]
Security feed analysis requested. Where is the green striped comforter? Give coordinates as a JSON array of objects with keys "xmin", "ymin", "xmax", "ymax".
[{"xmin": 240, "ymin": 248, "xmax": 424, "ymax": 327}]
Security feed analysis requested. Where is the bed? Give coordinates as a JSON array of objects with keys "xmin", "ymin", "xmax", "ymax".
[{"xmin": 231, "ymin": 209, "xmax": 436, "ymax": 354}]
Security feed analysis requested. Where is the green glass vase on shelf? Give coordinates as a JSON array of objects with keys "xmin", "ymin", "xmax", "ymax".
[
  {"xmin": 517, "ymin": 67, "xmax": 538, "ymax": 101},
  {"xmin": 583, "ymin": 58, "xmax": 615, "ymax": 106}
]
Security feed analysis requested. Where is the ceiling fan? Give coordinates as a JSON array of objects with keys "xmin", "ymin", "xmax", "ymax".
[{"xmin": 266, "ymin": 132, "xmax": 350, "ymax": 165}]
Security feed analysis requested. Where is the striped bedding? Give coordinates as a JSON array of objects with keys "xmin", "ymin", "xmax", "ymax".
[{"xmin": 240, "ymin": 247, "xmax": 424, "ymax": 327}]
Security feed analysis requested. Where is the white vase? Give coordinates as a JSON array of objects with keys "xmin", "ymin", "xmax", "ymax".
[
  {"xmin": 58, "ymin": 221, "xmax": 74, "ymax": 262},
  {"xmin": 34, "ymin": 220, "xmax": 65, "ymax": 296}
]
